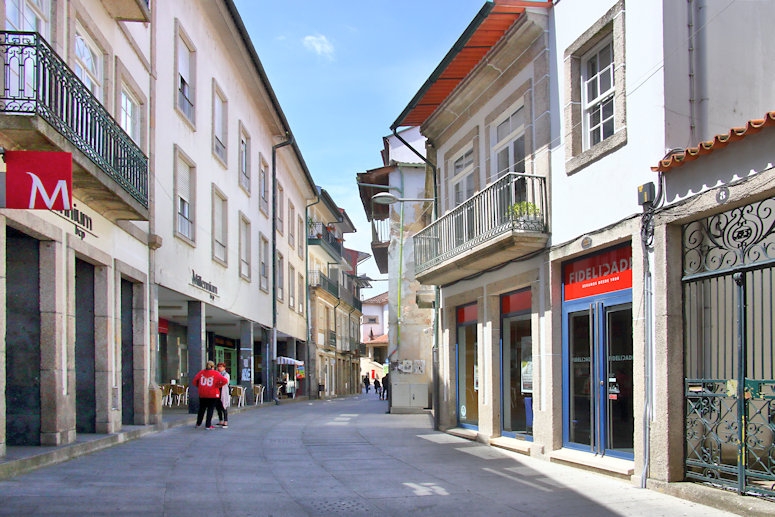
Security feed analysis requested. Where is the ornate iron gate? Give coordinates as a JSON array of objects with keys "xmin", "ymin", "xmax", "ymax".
[{"xmin": 682, "ymin": 197, "xmax": 775, "ymax": 498}]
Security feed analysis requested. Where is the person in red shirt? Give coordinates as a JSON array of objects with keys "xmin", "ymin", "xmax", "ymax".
[{"xmin": 192, "ymin": 360, "xmax": 228, "ymax": 429}]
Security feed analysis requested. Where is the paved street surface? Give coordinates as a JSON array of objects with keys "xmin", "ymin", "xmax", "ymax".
[{"xmin": 0, "ymin": 394, "xmax": 744, "ymax": 516}]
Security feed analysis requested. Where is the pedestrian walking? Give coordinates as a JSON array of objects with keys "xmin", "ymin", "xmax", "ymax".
[
  {"xmin": 214, "ymin": 362, "xmax": 230, "ymax": 428},
  {"xmin": 381, "ymin": 373, "xmax": 389, "ymax": 400},
  {"xmin": 192, "ymin": 360, "xmax": 228, "ymax": 430},
  {"xmin": 374, "ymin": 378, "xmax": 381, "ymax": 397},
  {"xmin": 363, "ymin": 375, "xmax": 371, "ymax": 393}
]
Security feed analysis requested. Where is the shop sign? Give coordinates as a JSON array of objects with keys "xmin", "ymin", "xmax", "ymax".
[
  {"xmin": 563, "ymin": 245, "xmax": 632, "ymax": 301},
  {"xmin": 5, "ymin": 151, "xmax": 72, "ymax": 210},
  {"xmin": 191, "ymin": 269, "xmax": 219, "ymax": 300}
]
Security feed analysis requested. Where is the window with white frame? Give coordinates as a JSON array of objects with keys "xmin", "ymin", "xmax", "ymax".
[
  {"xmin": 176, "ymin": 28, "xmax": 195, "ymax": 122},
  {"xmin": 212, "ymin": 187, "xmax": 227, "ymax": 263},
  {"xmin": 74, "ymin": 26, "xmax": 102, "ymax": 99},
  {"xmin": 175, "ymin": 152, "xmax": 195, "ymax": 241},
  {"xmin": 288, "ymin": 203, "xmax": 295, "ymax": 246},
  {"xmin": 239, "ymin": 214, "xmax": 250, "ymax": 280},
  {"xmin": 289, "ymin": 264, "xmax": 296, "ymax": 310},
  {"xmin": 276, "ymin": 183, "xmax": 284, "ymax": 234},
  {"xmin": 564, "ymin": 0, "xmax": 626, "ymax": 174},
  {"xmin": 582, "ymin": 39, "xmax": 615, "ymax": 149},
  {"xmin": 452, "ymin": 148, "xmax": 475, "ymax": 207},
  {"xmin": 297, "ymin": 215, "xmax": 304, "ymax": 258},
  {"xmin": 277, "ymin": 252, "xmax": 284, "ymax": 301},
  {"xmin": 239, "ymin": 127, "xmax": 250, "ymax": 192},
  {"xmin": 120, "ymin": 88, "xmax": 141, "ymax": 144},
  {"xmin": 6, "ymin": 0, "xmax": 50, "ymax": 36},
  {"xmin": 213, "ymin": 86, "xmax": 227, "ymax": 163},
  {"xmin": 492, "ymin": 105, "xmax": 526, "ymax": 180},
  {"xmin": 259, "ymin": 234, "xmax": 269, "ymax": 291},
  {"xmin": 259, "ymin": 154, "xmax": 269, "ymax": 215},
  {"xmin": 364, "ymin": 316, "xmax": 379, "ymax": 325}
]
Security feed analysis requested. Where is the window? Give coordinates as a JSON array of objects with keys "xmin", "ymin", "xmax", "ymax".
[
  {"xmin": 213, "ymin": 85, "xmax": 227, "ymax": 163},
  {"xmin": 277, "ymin": 253, "xmax": 284, "ymax": 301},
  {"xmin": 289, "ymin": 264, "xmax": 296, "ymax": 310},
  {"xmin": 212, "ymin": 188, "xmax": 227, "ymax": 263},
  {"xmin": 239, "ymin": 126, "xmax": 250, "ymax": 192},
  {"xmin": 298, "ymin": 273, "xmax": 304, "ymax": 313},
  {"xmin": 288, "ymin": 203, "xmax": 295, "ymax": 246},
  {"xmin": 176, "ymin": 26, "xmax": 195, "ymax": 122},
  {"xmin": 364, "ymin": 316, "xmax": 379, "ymax": 325},
  {"xmin": 276, "ymin": 183, "xmax": 284, "ymax": 234},
  {"xmin": 452, "ymin": 147, "xmax": 475, "ymax": 207},
  {"xmin": 582, "ymin": 40, "xmax": 614, "ymax": 148},
  {"xmin": 564, "ymin": 0, "xmax": 626, "ymax": 173},
  {"xmin": 259, "ymin": 154, "xmax": 269, "ymax": 215},
  {"xmin": 259, "ymin": 234, "xmax": 269, "ymax": 291},
  {"xmin": 297, "ymin": 215, "xmax": 304, "ymax": 258},
  {"xmin": 175, "ymin": 152, "xmax": 195, "ymax": 241},
  {"xmin": 239, "ymin": 214, "xmax": 250, "ymax": 280},
  {"xmin": 492, "ymin": 106, "xmax": 526, "ymax": 180},
  {"xmin": 74, "ymin": 26, "xmax": 102, "ymax": 99},
  {"xmin": 6, "ymin": 0, "xmax": 50, "ymax": 36},
  {"xmin": 120, "ymin": 88, "xmax": 141, "ymax": 144}
]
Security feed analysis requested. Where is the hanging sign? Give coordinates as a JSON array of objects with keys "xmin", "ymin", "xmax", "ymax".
[
  {"xmin": 563, "ymin": 245, "xmax": 632, "ymax": 301},
  {"xmin": 5, "ymin": 151, "xmax": 72, "ymax": 210}
]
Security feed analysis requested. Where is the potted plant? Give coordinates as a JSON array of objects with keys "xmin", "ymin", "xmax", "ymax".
[{"xmin": 506, "ymin": 201, "xmax": 540, "ymax": 219}]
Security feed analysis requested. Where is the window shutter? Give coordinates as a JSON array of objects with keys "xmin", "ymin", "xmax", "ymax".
[{"xmin": 177, "ymin": 159, "xmax": 190, "ymax": 202}]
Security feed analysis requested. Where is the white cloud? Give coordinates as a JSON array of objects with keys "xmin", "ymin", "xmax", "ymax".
[{"xmin": 302, "ymin": 34, "xmax": 335, "ymax": 60}]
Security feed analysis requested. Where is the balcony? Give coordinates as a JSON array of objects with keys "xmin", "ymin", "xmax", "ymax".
[
  {"xmin": 309, "ymin": 270, "xmax": 339, "ymax": 298},
  {"xmin": 103, "ymin": 0, "xmax": 150, "ymax": 22},
  {"xmin": 414, "ymin": 173, "xmax": 548, "ymax": 286},
  {"xmin": 370, "ymin": 217, "xmax": 390, "ymax": 274},
  {"xmin": 308, "ymin": 221, "xmax": 343, "ymax": 258},
  {"xmin": 0, "ymin": 32, "xmax": 148, "ymax": 220}
]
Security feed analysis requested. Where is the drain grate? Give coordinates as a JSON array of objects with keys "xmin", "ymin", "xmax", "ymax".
[{"xmin": 304, "ymin": 498, "xmax": 374, "ymax": 515}]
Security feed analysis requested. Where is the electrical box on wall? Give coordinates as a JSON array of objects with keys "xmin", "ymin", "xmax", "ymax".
[{"xmin": 637, "ymin": 182, "xmax": 656, "ymax": 206}]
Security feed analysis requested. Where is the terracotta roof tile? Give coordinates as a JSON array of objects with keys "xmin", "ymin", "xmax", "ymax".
[
  {"xmin": 362, "ymin": 291, "xmax": 388, "ymax": 304},
  {"xmin": 364, "ymin": 334, "xmax": 388, "ymax": 344},
  {"xmin": 652, "ymin": 111, "xmax": 775, "ymax": 173}
]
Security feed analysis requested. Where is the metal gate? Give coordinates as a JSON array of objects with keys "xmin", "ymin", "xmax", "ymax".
[{"xmin": 682, "ymin": 197, "xmax": 775, "ymax": 498}]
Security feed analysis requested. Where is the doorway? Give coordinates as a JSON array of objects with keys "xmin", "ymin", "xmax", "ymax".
[{"xmin": 564, "ymin": 295, "xmax": 633, "ymax": 458}]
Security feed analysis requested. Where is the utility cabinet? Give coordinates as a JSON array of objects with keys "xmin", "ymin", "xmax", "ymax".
[{"xmin": 391, "ymin": 383, "xmax": 429, "ymax": 410}]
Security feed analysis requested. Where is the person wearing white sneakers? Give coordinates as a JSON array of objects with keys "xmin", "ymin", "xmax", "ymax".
[{"xmin": 215, "ymin": 362, "xmax": 230, "ymax": 429}]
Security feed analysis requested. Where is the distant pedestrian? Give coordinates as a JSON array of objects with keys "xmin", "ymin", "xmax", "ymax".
[
  {"xmin": 374, "ymin": 378, "xmax": 381, "ymax": 397},
  {"xmin": 215, "ymin": 362, "xmax": 230, "ymax": 428},
  {"xmin": 381, "ymin": 373, "xmax": 389, "ymax": 400},
  {"xmin": 192, "ymin": 360, "xmax": 228, "ymax": 430},
  {"xmin": 363, "ymin": 376, "xmax": 371, "ymax": 393}
]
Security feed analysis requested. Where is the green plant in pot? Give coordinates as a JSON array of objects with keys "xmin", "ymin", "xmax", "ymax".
[{"xmin": 506, "ymin": 201, "xmax": 540, "ymax": 219}]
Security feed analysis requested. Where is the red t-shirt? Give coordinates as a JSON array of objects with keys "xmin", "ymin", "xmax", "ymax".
[{"xmin": 192, "ymin": 369, "xmax": 228, "ymax": 398}]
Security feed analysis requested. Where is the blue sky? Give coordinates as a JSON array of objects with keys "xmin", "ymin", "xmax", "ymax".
[{"xmin": 234, "ymin": 1, "xmax": 486, "ymax": 296}]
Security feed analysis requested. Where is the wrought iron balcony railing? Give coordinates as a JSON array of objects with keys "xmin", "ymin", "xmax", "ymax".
[
  {"xmin": 309, "ymin": 270, "xmax": 339, "ymax": 298},
  {"xmin": 414, "ymin": 173, "xmax": 547, "ymax": 274},
  {"xmin": 0, "ymin": 32, "xmax": 148, "ymax": 207},
  {"xmin": 308, "ymin": 221, "xmax": 343, "ymax": 257}
]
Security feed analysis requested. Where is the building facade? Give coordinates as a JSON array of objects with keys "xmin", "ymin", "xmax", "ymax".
[
  {"xmin": 390, "ymin": 0, "xmax": 775, "ymax": 504},
  {"xmin": 360, "ymin": 290, "xmax": 388, "ymax": 383},
  {"xmin": 0, "ymin": 0, "xmax": 153, "ymax": 456}
]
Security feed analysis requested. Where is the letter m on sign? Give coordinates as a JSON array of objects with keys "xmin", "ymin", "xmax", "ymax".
[{"xmin": 5, "ymin": 150, "xmax": 72, "ymax": 210}]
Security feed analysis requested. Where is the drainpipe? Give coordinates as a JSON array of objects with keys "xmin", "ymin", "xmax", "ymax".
[
  {"xmin": 305, "ymin": 194, "xmax": 321, "ymax": 398},
  {"xmin": 392, "ymin": 129, "xmax": 440, "ymax": 430},
  {"xmin": 271, "ymin": 135, "xmax": 293, "ymax": 404}
]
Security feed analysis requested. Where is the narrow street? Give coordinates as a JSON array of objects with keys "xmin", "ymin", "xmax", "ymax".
[{"xmin": 0, "ymin": 395, "xmax": 741, "ymax": 517}]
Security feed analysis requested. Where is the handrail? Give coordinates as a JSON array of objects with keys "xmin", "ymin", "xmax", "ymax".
[{"xmin": 0, "ymin": 31, "xmax": 148, "ymax": 207}]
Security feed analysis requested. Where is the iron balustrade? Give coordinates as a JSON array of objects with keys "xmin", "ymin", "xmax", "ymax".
[
  {"xmin": 414, "ymin": 173, "xmax": 547, "ymax": 274},
  {"xmin": 371, "ymin": 218, "xmax": 390, "ymax": 244},
  {"xmin": 309, "ymin": 270, "xmax": 339, "ymax": 298},
  {"xmin": 308, "ymin": 221, "xmax": 343, "ymax": 257},
  {"xmin": 0, "ymin": 32, "xmax": 148, "ymax": 207}
]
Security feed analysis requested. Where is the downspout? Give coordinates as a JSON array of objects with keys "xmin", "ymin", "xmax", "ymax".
[
  {"xmin": 305, "ymin": 194, "xmax": 321, "ymax": 398},
  {"xmin": 392, "ymin": 129, "xmax": 441, "ymax": 429},
  {"xmin": 639, "ymin": 172, "xmax": 663, "ymax": 488},
  {"xmin": 271, "ymin": 135, "xmax": 293, "ymax": 404}
]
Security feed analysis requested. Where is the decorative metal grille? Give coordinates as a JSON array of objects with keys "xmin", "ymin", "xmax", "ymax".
[
  {"xmin": 0, "ymin": 32, "xmax": 148, "ymax": 207},
  {"xmin": 683, "ymin": 197, "xmax": 775, "ymax": 279}
]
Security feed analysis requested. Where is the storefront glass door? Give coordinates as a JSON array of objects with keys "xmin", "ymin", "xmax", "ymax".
[
  {"xmin": 456, "ymin": 303, "xmax": 478, "ymax": 428},
  {"xmin": 565, "ymin": 296, "xmax": 633, "ymax": 458}
]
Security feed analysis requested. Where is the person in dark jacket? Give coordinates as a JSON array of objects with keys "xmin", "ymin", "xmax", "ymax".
[{"xmin": 192, "ymin": 360, "xmax": 228, "ymax": 429}]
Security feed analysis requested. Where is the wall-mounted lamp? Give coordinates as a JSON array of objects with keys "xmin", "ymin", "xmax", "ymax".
[{"xmin": 371, "ymin": 192, "xmax": 434, "ymax": 205}]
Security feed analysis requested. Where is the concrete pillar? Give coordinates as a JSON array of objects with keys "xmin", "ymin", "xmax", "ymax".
[
  {"xmin": 187, "ymin": 301, "xmax": 206, "ymax": 414},
  {"xmin": 239, "ymin": 320, "xmax": 254, "ymax": 404}
]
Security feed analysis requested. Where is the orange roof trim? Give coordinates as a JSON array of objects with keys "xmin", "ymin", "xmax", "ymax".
[
  {"xmin": 652, "ymin": 111, "xmax": 775, "ymax": 173},
  {"xmin": 392, "ymin": 1, "xmax": 552, "ymax": 129}
]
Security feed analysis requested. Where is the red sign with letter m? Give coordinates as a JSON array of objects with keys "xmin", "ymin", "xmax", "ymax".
[{"xmin": 5, "ymin": 150, "xmax": 72, "ymax": 210}]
